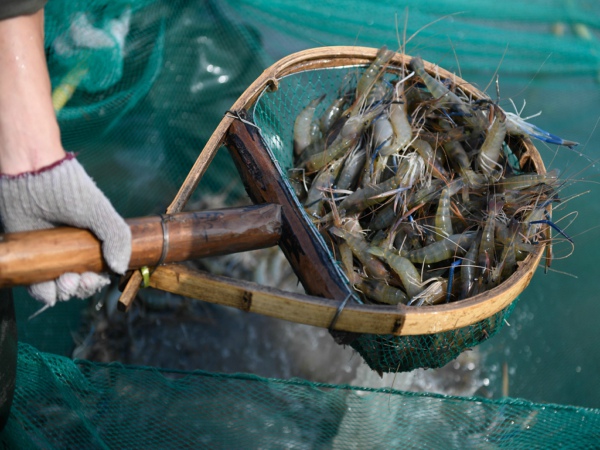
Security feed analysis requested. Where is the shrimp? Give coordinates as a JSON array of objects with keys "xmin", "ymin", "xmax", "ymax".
[
  {"xmin": 408, "ymin": 278, "xmax": 448, "ymax": 306},
  {"xmin": 504, "ymin": 99, "xmax": 578, "ymax": 148},
  {"xmin": 335, "ymin": 155, "xmax": 420, "ymax": 215},
  {"xmin": 411, "ymin": 139, "xmax": 449, "ymax": 181},
  {"xmin": 372, "ymin": 116, "xmax": 394, "ymax": 153},
  {"xmin": 329, "ymin": 226, "xmax": 390, "ymax": 280},
  {"xmin": 440, "ymin": 124, "xmax": 486, "ymax": 187},
  {"xmin": 434, "ymin": 185, "xmax": 453, "ymax": 240},
  {"xmin": 336, "ymin": 147, "xmax": 366, "ymax": 191},
  {"xmin": 320, "ymin": 95, "xmax": 347, "ymax": 134},
  {"xmin": 368, "ymin": 152, "xmax": 391, "ymax": 186},
  {"xmin": 476, "ymin": 198, "xmax": 504, "ymax": 288},
  {"xmin": 475, "ymin": 106, "xmax": 507, "ymax": 179},
  {"xmin": 405, "ymin": 231, "xmax": 477, "ymax": 263},
  {"xmin": 293, "ymin": 95, "xmax": 325, "ymax": 156},
  {"xmin": 446, "ymin": 258, "xmax": 462, "ymax": 303},
  {"xmin": 365, "ymin": 78, "xmax": 394, "ymax": 108},
  {"xmin": 379, "ymin": 78, "xmax": 414, "ymax": 157},
  {"xmin": 369, "ymin": 246, "xmax": 424, "ymax": 298},
  {"xmin": 303, "ymin": 102, "xmax": 384, "ymax": 172},
  {"xmin": 355, "ymin": 46, "xmax": 396, "ymax": 107},
  {"xmin": 356, "ymin": 278, "xmax": 409, "ymax": 305},
  {"xmin": 460, "ymin": 233, "xmax": 480, "ymax": 300},
  {"xmin": 338, "ymin": 242, "xmax": 360, "ymax": 285},
  {"xmin": 496, "ymin": 169, "xmax": 559, "ymax": 191},
  {"xmin": 409, "ymin": 56, "xmax": 487, "ymax": 131},
  {"xmin": 303, "ymin": 157, "xmax": 344, "ymax": 218},
  {"xmin": 493, "ymin": 220, "xmax": 520, "ymax": 284},
  {"xmin": 369, "ymin": 202, "xmax": 399, "ymax": 231}
]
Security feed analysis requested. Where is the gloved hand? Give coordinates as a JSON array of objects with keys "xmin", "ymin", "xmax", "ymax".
[{"xmin": 0, "ymin": 153, "xmax": 131, "ymax": 307}]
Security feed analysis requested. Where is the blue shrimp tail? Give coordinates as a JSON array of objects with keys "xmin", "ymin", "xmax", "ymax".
[
  {"xmin": 446, "ymin": 259, "xmax": 462, "ymax": 303},
  {"xmin": 506, "ymin": 113, "xmax": 579, "ymax": 148},
  {"xmin": 525, "ymin": 123, "xmax": 579, "ymax": 149},
  {"xmin": 529, "ymin": 219, "xmax": 573, "ymax": 243}
]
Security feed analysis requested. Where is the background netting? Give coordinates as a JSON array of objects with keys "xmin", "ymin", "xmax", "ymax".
[
  {"xmin": 3, "ymin": 0, "xmax": 600, "ymax": 447},
  {"xmin": 4, "ymin": 344, "xmax": 600, "ymax": 449}
]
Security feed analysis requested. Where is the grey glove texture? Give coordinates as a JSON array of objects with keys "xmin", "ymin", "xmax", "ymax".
[{"xmin": 0, "ymin": 154, "xmax": 131, "ymax": 306}]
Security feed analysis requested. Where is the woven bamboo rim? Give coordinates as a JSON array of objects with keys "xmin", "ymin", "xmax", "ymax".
[{"xmin": 160, "ymin": 46, "xmax": 546, "ymax": 336}]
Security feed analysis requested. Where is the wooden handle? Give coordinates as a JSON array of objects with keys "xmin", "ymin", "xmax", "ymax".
[{"xmin": 0, "ymin": 203, "xmax": 281, "ymax": 288}]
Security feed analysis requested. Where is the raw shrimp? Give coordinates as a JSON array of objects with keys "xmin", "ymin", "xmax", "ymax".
[
  {"xmin": 411, "ymin": 138, "xmax": 449, "ymax": 181},
  {"xmin": 496, "ymin": 169, "xmax": 559, "ymax": 191},
  {"xmin": 303, "ymin": 102, "xmax": 384, "ymax": 172},
  {"xmin": 320, "ymin": 95, "xmax": 347, "ymax": 134},
  {"xmin": 434, "ymin": 185, "xmax": 453, "ymax": 240},
  {"xmin": 294, "ymin": 95, "xmax": 325, "ymax": 156},
  {"xmin": 405, "ymin": 231, "xmax": 477, "ymax": 263},
  {"xmin": 355, "ymin": 46, "xmax": 396, "ymax": 107},
  {"xmin": 409, "ymin": 56, "xmax": 487, "ymax": 131},
  {"xmin": 475, "ymin": 198, "xmax": 504, "ymax": 289},
  {"xmin": 304, "ymin": 157, "xmax": 344, "ymax": 218},
  {"xmin": 408, "ymin": 278, "xmax": 448, "ymax": 306},
  {"xmin": 336, "ymin": 146, "xmax": 366, "ymax": 191},
  {"xmin": 329, "ymin": 226, "xmax": 390, "ymax": 280},
  {"xmin": 504, "ymin": 100, "xmax": 578, "ymax": 148},
  {"xmin": 356, "ymin": 278, "xmax": 409, "ymax": 305},
  {"xmin": 369, "ymin": 246, "xmax": 424, "ymax": 298},
  {"xmin": 379, "ymin": 78, "xmax": 414, "ymax": 157},
  {"xmin": 460, "ymin": 233, "xmax": 480, "ymax": 300},
  {"xmin": 475, "ymin": 106, "xmax": 507, "ymax": 179}
]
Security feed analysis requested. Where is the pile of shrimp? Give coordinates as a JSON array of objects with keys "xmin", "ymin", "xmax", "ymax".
[{"xmin": 289, "ymin": 46, "xmax": 575, "ymax": 307}]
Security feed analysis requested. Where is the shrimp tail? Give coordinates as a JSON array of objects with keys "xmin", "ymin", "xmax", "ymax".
[
  {"xmin": 529, "ymin": 219, "xmax": 573, "ymax": 244},
  {"xmin": 447, "ymin": 259, "xmax": 462, "ymax": 303},
  {"xmin": 505, "ymin": 112, "xmax": 579, "ymax": 148}
]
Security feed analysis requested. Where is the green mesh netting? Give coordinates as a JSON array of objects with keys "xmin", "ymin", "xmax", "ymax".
[
  {"xmin": 4, "ymin": 0, "xmax": 600, "ymax": 447},
  {"xmin": 350, "ymin": 303, "xmax": 517, "ymax": 374},
  {"xmin": 4, "ymin": 344, "xmax": 600, "ymax": 449}
]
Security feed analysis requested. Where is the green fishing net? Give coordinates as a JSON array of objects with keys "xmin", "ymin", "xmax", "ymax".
[
  {"xmin": 4, "ymin": 0, "xmax": 600, "ymax": 447},
  {"xmin": 4, "ymin": 343, "xmax": 600, "ymax": 448}
]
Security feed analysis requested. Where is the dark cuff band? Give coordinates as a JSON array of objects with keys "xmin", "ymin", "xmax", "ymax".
[{"xmin": 0, "ymin": 0, "xmax": 48, "ymax": 21}]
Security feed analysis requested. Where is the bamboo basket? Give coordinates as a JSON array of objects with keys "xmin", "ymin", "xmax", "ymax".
[{"xmin": 171, "ymin": 46, "xmax": 546, "ymax": 338}]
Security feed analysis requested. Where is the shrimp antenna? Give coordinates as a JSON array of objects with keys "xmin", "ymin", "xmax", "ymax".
[{"xmin": 483, "ymin": 44, "xmax": 508, "ymax": 95}]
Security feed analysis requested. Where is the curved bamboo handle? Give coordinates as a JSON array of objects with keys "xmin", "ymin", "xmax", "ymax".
[{"xmin": 0, "ymin": 204, "xmax": 281, "ymax": 288}]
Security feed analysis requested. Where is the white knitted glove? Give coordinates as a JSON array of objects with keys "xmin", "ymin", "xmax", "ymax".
[{"xmin": 0, "ymin": 153, "xmax": 131, "ymax": 306}]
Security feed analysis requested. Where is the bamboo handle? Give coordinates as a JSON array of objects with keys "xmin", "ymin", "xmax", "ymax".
[{"xmin": 0, "ymin": 203, "xmax": 281, "ymax": 288}]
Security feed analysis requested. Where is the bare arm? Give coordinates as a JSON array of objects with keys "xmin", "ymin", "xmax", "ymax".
[
  {"xmin": 0, "ymin": 9, "xmax": 65, "ymax": 175},
  {"xmin": 0, "ymin": 9, "xmax": 131, "ymax": 307}
]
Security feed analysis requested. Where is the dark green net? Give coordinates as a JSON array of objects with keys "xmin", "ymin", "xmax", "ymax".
[
  {"xmin": 352, "ymin": 302, "xmax": 516, "ymax": 373},
  {"xmin": 4, "ymin": 343, "xmax": 600, "ymax": 449}
]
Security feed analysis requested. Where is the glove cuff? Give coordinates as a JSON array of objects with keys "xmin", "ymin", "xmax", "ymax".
[
  {"xmin": 0, "ymin": 152, "xmax": 131, "ymax": 274},
  {"xmin": 0, "ymin": 152, "xmax": 77, "ymax": 179}
]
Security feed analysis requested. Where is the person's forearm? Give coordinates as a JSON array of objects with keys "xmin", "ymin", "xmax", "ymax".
[{"xmin": 0, "ymin": 9, "xmax": 65, "ymax": 175}]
